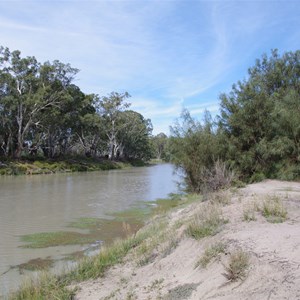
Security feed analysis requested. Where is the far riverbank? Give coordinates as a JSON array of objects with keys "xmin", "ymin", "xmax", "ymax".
[{"xmin": 0, "ymin": 157, "xmax": 151, "ymax": 176}]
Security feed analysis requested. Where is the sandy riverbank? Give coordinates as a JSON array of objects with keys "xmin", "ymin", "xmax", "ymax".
[{"xmin": 73, "ymin": 180, "xmax": 300, "ymax": 300}]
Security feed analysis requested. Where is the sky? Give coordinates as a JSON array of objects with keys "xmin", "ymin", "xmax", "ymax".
[{"xmin": 0, "ymin": 0, "xmax": 300, "ymax": 135}]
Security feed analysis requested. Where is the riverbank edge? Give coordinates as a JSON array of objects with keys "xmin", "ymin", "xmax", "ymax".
[
  {"xmin": 0, "ymin": 157, "xmax": 151, "ymax": 176},
  {"xmin": 6, "ymin": 192, "xmax": 196, "ymax": 300},
  {"xmin": 7, "ymin": 179, "xmax": 300, "ymax": 300}
]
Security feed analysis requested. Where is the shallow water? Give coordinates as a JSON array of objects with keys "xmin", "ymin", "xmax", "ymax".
[{"xmin": 0, "ymin": 163, "xmax": 180, "ymax": 296}]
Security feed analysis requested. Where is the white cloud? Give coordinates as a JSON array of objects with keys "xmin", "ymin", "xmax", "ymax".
[{"xmin": 1, "ymin": 0, "xmax": 299, "ymax": 134}]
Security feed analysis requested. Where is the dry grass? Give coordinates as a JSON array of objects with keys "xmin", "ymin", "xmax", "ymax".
[
  {"xmin": 261, "ymin": 195, "xmax": 287, "ymax": 223},
  {"xmin": 223, "ymin": 250, "xmax": 250, "ymax": 282},
  {"xmin": 243, "ymin": 203, "xmax": 257, "ymax": 222},
  {"xmin": 195, "ymin": 242, "xmax": 226, "ymax": 268},
  {"xmin": 186, "ymin": 204, "xmax": 227, "ymax": 240},
  {"xmin": 210, "ymin": 190, "xmax": 231, "ymax": 205}
]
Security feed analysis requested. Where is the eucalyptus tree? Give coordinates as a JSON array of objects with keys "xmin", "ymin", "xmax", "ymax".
[
  {"xmin": 35, "ymin": 83, "xmax": 83, "ymax": 158},
  {"xmin": 0, "ymin": 46, "xmax": 78, "ymax": 158},
  {"xmin": 151, "ymin": 132, "xmax": 169, "ymax": 160},
  {"xmin": 99, "ymin": 92, "xmax": 131, "ymax": 160},
  {"xmin": 74, "ymin": 93, "xmax": 106, "ymax": 157},
  {"xmin": 117, "ymin": 110, "xmax": 153, "ymax": 160},
  {"xmin": 0, "ymin": 57, "xmax": 14, "ymax": 156}
]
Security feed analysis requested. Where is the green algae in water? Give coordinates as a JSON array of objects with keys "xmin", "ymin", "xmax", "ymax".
[
  {"xmin": 19, "ymin": 194, "xmax": 187, "ymax": 249},
  {"xmin": 20, "ymin": 231, "xmax": 96, "ymax": 248},
  {"xmin": 112, "ymin": 193, "xmax": 187, "ymax": 222},
  {"xmin": 112, "ymin": 206, "xmax": 152, "ymax": 222},
  {"xmin": 20, "ymin": 217, "xmax": 143, "ymax": 249},
  {"xmin": 15, "ymin": 257, "xmax": 54, "ymax": 272},
  {"xmin": 68, "ymin": 217, "xmax": 107, "ymax": 230}
]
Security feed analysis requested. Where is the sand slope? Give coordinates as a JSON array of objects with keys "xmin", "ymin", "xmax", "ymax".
[{"xmin": 74, "ymin": 180, "xmax": 300, "ymax": 300}]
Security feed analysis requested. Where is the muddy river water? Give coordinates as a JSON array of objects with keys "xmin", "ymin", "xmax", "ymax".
[{"xmin": 0, "ymin": 163, "xmax": 181, "ymax": 296}]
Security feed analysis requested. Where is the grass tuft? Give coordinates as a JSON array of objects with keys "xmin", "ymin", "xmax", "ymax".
[
  {"xmin": 243, "ymin": 205, "xmax": 257, "ymax": 222},
  {"xmin": 186, "ymin": 204, "xmax": 226, "ymax": 240},
  {"xmin": 261, "ymin": 195, "xmax": 287, "ymax": 223},
  {"xmin": 8, "ymin": 272, "xmax": 75, "ymax": 300},
  {"xmin": 210, "ymin": 190, "xmax": 231, "ymax": 205},
  {"xmin": 195, "ymin": 242, "xmax": 226, "ymax": 268},
  {"xmin": 223, "ymin": 250, "xmax": 249, "ymax": 281}
]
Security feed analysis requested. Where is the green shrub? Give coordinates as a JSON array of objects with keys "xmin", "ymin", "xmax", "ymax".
[{"xmin": 249, "ymin": 172, "xmax": 266, "ymax": 183}]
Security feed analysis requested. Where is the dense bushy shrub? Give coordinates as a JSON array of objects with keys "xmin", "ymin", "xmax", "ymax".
[{"xmin": 170, "ymin": 50, "xmax": 300, "ymax": 192}]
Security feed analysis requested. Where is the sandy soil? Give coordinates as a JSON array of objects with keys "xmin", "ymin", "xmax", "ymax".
[{"xmin": 73, "ymin": 180, "xmax": 300, "ymax": 300}]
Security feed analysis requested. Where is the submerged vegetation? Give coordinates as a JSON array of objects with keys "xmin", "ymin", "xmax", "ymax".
[
  {"xmin": 20, "ymin": 217, "xmax": 143, "ymax": 249},
  {"xmin": 8, "ymin": 179, "xmax": 295, "ymax": 299},
  {"xmin": 15, "ymin": 257, "xmax": 54, "ymax": 273},
  {"xmin": 11, "ymin": 210, "xmax": 184, "ymax": 300},
  {"xmin": 8, "ymin": 192, "xmax": 197, "ymax": 299}
]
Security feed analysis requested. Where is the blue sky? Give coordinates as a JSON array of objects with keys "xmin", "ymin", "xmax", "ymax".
[{"xmin": 1, "ymin": 0, "xmax": 300, "ymax": 134}]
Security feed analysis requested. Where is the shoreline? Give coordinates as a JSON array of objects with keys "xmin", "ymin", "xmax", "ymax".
[
  {"xmin": 0, "ymin": 157, "xmax": 152, "ymax": 176},
  {"xmin": 8, "ymin": 179, "xmax": 300, "ymax": 299}
]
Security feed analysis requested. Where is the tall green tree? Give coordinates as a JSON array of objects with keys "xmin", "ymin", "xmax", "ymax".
[
  {"xmin": 117, "ymin": 110, "xmax": 153, "ymax": 160},
  {"xmin": 170, "ymin": 110, "xmax": 222, "ymax": 192},
  {"xmin": 219, "ymin": 49, "xmax": 300, "ymax": 180},
  {"xmin": 151, "ymin": 132, "xmax": 169, "ymax": 160},
  {"xmin": 0, "ymin": 46, "xmax": 154, "ymax": 162},
  {"xmin": 99, "ymin": 92, "xmax": 131, "ymax": 160},
  {"xmin": 0, "ymin": 47, "xmax": 78, "ymax": 158},
  {"xmin": 74, "ymin": 93, "xmax": 105, "ymax": 157}
]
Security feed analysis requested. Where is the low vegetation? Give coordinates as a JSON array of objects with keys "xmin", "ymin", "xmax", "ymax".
[
  {"xmin": 9, "ymin": 194, "xmax": 188, "ymax": 299},
  {"xmin": 9, "ymin": 272, "xmax": 74, "ymax": 300},
  {"xmin": 243, "ymin": 205, "xmax": 257, "ymax": 222},
  {"xmin": 9, "ymin": 185, "xmax": 294, "ymax": 299},
  {"xmin": 261, "ymin": 195, "xmax": 288, "ymax": 223},
  {"xmin": 186, "ymin": 204, "xmax": 226, "ymax": 240},
  {"xmin": 195, "ymin": 242, "xmax": 226, "ymax": 269},
  {"xmin": 20, "ymin": 217, "xmax": 143, "ymax": 249},
  {"xmin": 15, "ymin": 257, "xmax": 54, "ymax": 273},
  {"xmin": 242, "ymin": 195, "xmax": 288, "ymax": 224},
  {"xmin": 0, "ymin": 157, "xmax": 144, "ymax": 176},
  {"xmin": 164, "ymin": 283, "xmax": 199, "ymax": 300},
  {"xmin": 10, "ymin": 226, "xmax": 152, "ymax": 299},
  {"xmin": 223, "ymin": 250, "xmax": 250, "ymax": 282}
]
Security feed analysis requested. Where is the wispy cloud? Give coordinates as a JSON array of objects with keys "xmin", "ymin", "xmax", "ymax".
[{"xmin": 0, "ymin": 0, "xmax": 299, "ymax": 134}]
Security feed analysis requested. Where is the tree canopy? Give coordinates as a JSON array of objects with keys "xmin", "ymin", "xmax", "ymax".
[
  {"xmin": 0, "ymin": 46, "xmax": 153, "ymax": 161},
  {"xmin": 170, "ymin": 49, "xmax": 300, "ymax": 192}
]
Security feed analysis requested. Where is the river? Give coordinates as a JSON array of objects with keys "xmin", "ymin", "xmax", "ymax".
[{"xmin": 0, "ymin": 163, "xmax": 180, "ymax": 296}]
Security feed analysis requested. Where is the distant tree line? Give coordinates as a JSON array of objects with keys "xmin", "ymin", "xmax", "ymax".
[
  {"xmin": 169, "ymin": 50, "xmax": 300, "ymax": 192},
  {"xmin": 0, "ymin": 46, "xmax": 154, "ymax": 161}
]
